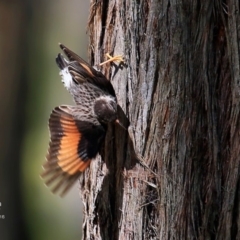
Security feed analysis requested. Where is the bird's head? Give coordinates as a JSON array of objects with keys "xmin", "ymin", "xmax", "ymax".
[{"xmin": 94, "ymin": 96, "xmax": 118, "ymax": 124}]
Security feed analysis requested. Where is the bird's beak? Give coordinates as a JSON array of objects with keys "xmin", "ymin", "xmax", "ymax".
[{"xmin": 115, "ymin": 119, "xmax": 126, "ymax": 130}]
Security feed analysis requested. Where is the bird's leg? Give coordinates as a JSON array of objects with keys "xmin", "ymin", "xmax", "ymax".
[{"xmin": 98, "ymin": 53, "xmax": 124, "ymax": 66}]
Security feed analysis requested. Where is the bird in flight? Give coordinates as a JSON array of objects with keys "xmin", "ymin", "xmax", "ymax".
[{"xmin": 41, "ymin": 44, "xmax": 124, "ymax": 196}]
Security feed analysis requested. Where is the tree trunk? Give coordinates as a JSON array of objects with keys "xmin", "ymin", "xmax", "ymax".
[{"xmin": 81, "ymin": 0, "xmax": 240, "ymax": 239}]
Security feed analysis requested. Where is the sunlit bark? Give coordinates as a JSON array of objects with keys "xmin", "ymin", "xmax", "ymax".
[{"xmin": 81, "ymin": 1, "xmax": 240, "ymax": 239}]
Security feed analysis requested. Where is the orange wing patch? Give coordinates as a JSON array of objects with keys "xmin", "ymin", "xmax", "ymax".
[
  {"xmin": 80, "ymin": 63, "xmax": 94, "ymax": 77},
  {"xmin": 59, "ymin": 43, "xmax": 94, "ymax": 77},
  {"xmin": 41, "ymin": 106, "xmax": 92, "ymax": 196},
  {"xmin": 56, "ymin": 117, "xmax": 90, "ymax": 174}
]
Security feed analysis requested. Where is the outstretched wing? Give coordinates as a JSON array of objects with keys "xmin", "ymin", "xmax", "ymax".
[
  {"xmin": 41, "ymin": 105, "xmax": 106, "ymax": 196},
  {"xmin": 56, "ymin": 43, "xmax": 116, "ymax": 97}
]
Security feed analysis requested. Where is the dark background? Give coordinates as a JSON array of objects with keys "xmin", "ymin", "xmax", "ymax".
[{"xmin": 0, "ymin": 1, "xmax": 89, "ymax": 239}]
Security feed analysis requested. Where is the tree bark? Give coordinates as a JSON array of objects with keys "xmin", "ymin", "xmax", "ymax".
[{"xmin": 81, "ymin": 0, "xmax": 240, "ymax": 239}]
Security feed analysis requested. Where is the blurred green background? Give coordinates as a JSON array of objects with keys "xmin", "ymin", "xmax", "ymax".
[{"xmin": 0, "ymin": 1, "xmax": 89, "ymax": 239}]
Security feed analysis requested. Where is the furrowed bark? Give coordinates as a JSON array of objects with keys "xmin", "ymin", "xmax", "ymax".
[{"xmin": 80, "ymin": 1, "xmax": 240, "ymax": 239}]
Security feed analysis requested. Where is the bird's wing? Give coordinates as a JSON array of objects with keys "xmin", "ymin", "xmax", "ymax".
[
  {"xmin": 41, "ymin": 105, "xmax": 106, "ymax": 196},
  {"xmin": 56, "ymin": 43, "xmax": 116, "ymax": 97}
]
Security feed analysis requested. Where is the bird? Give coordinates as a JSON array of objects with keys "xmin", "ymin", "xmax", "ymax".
[{"xmin": 41, "ymin": 43, "xmax": 123, "ymax": 197}]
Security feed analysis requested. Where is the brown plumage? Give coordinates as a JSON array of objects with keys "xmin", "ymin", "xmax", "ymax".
[{"xmin": 41, "ymin": 44, "xmax": 118, "ymax": 196}]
